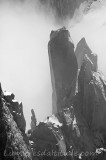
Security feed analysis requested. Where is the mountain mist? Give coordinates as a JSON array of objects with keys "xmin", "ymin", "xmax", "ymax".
[{"xmin": 0, "ymin": 0, "xmax": 106, "ymax": 129}]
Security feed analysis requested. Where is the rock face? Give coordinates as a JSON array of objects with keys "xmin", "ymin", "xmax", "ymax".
[
  {"xmin": 48, "ymin": 28, "xmax": 78, "ymax": 113},
  {"xmin": 78, "ymin": 54, "xmax": 106, "ymax": 138},
  {"xmin": 29, "ymin": 28, "xmax": 106, "ymax": 160},
  {"xmin": 0, "ymin": 85, "xmax": 32, "ymax": 160},
  {"xmin": 4, "ymin": 91, "xmax": 26, "ymax": 133},
  {"xmin": 75, "ymin": 37, "xmax": 98, "ymax": 71}
]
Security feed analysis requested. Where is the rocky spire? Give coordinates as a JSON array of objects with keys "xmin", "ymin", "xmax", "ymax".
[
  {"xmin": 48, "ymin": 27, "xmax": 78, "ymax": 113},
  {"xmin": 75, "ymin": 37, "xmax": 98, "ymax": 71}
]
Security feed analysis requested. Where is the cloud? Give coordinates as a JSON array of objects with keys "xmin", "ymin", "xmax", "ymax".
[
  {"xmin": 0, "ymin": 1, "xmax": 58, "ymax": 129},
  {"xmin": 70, "ymin": 0, "xmax": 106, "ymax": 77}
]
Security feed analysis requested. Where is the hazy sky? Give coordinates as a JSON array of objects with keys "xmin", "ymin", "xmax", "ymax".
[
  {"xmin": 0, "ymin": 1, "xmax": 58, "ymax": 129},
  {"xmin": 0, "ymin": 0, "xmax": 106, "ymax": 130},
  {"xmin": 70, "ymin": 1, "xmax": 106, "ymax": 76}
]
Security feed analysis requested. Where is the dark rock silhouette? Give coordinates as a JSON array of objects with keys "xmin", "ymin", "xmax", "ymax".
[
  {"xmin": 78, "ymin": 55, "xmax": 106, "ymax": 138},
  {"xmin": 48, "ymin": 28, "xmax": 78, "ymax": 113},
  {"xmin": 4, "ymin": 91, "xmax": 26, "ymax": 133},
  {"xmin": 31, "ymin": 109, "xmax": 37, "ymax": 132},
  {"xmin": 0, "ymin": 86, "xmax": 32, "ymax": 160}
]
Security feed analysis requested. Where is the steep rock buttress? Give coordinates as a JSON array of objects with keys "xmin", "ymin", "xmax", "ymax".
[{"xmin": 48, "ymin": 28, "xmax": 78, "ymax": 113}]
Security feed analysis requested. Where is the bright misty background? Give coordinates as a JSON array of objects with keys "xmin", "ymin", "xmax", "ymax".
[{"xmin": 0, "ymin": 0, "xmax": 106, "ymax": 130}]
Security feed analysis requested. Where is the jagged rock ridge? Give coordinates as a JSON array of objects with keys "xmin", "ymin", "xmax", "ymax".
[
  {"xmin": 0, "ymin": 86, "xmax": 32, "ymax": 160},
  {"xmin": 29, "ymin": 28, "xmax": 106, "ymax": 160}
]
